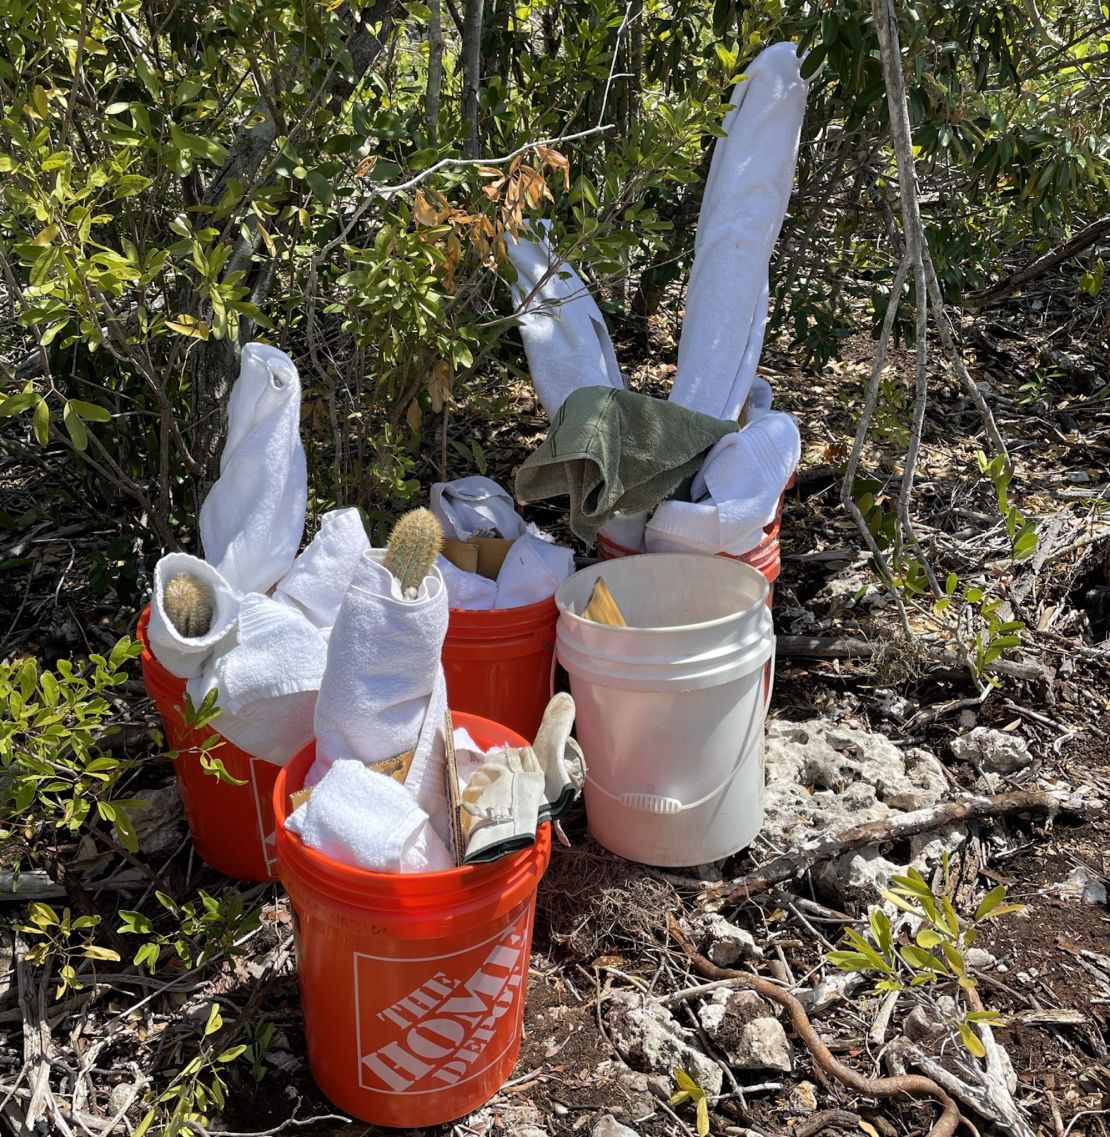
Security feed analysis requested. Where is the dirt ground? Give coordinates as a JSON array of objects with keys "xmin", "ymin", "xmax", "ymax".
[{"xmin": 1, "ymin": 262, "xmax": 1108, "ymax": 1137}]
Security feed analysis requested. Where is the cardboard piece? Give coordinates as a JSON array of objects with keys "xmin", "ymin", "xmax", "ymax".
[
  {"xmin": 441, "ymin": 536, "xmax": 514, "ymax": 581},
  {"xmin": 583, "ymin": 577, "xmax": 628, "ymax": 626},
  {"xmin": 287, "ymin": 747, "xmax": 416, "ymax": 811}
]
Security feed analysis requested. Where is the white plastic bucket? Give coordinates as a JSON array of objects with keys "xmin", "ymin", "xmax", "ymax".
[{"xmin": 555, "ymin": 553, "xmax": 773, "ymax": 867}]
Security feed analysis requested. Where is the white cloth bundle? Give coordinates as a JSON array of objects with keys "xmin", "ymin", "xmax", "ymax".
[
  {"xmin": 199, "ymin": 343, "xmax": 308, "ymax": 595},
  {"xmin": 746, "ymin": 375, "xmax": 774, "ymax": 423},
  {"xmin": 285, "ymin": 759, "xmax": 452, "ymax": 872},
  {"xmin": 597, "ymin": 511, "xmax": 649, "ymax": 554},
  {"xmin": 437, "ymin": 554, "xmax": 500, "ymax": 610},
  {"xmin": 187, "ymin": 594, "xmax": 327, "ymax": 766},
  {"xmin": 430, "ymin": 476, "xmax": 526, "ymax": 541},
  {"xmin": 646, "ymin": 411, "xmax": 801, "ymax": 556},
  {"xmin": 146, "ymin": 553, "xmax": 240, "ymax": 680},
  {"xmin": 494, "ymin": 533, "xmax": 575, "ymax": 609},
  {"xmin": 274, "ymin": 508, "xmax": 370, "ymax": 633},
  {"xmin": 669, "ymin": 43, "xmax": 807, "ymax": 422},
  {"xmin": 311, "ymin": 551, "xmax": 452, "ymax": 849},
  {"xmin": 507, "ymin": 225, "xmax": 624, "ymax": 419},
  {"xmin": 437, "ymin": 533, "xmax": 574, "ymax": 611}
]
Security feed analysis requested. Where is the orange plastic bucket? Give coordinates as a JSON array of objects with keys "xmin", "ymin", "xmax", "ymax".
[
  {"xmin": 136, "ymin": 607, "xmax": 279, "ymax": 882},
  {"xmin": 274, "ymin": 717, "xmax": 551, "ymax": 1127},
  {"xmin": 442, "ymin": 598, "xmax": 558, "ymax": 740}
]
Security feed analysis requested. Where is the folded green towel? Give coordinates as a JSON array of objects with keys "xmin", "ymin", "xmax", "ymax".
[{"xmin": 515, "ymin": 386, "xmax": 737, "ymax": 543}]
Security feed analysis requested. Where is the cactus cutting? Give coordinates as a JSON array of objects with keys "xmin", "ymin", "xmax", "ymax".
[
  {"xmin": 162, "ymin": 572, "xmax": 215, "ymax": 638},
  {"xmin": 382, "ymin": 508, "xmax": 443, "ymax": 598}
]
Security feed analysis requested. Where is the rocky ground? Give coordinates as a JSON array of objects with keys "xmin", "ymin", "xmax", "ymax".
[{"xmin": 1, "ymin": 264, "xmax": 1108, "ymax": 1137}]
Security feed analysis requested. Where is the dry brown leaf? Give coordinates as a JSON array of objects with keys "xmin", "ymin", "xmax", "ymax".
[
  {"xmin": 413, "ymin": 189, "xmax": 440, "ymax": 226},
  {"xmin": 429, "ymin": 360, "xmax": 454, "ymax": 413}
]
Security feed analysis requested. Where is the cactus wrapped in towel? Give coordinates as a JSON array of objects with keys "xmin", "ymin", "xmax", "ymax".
[
  {"xmin": 162, "ymin": 572, "xmax": 215, "ymax": 637},
  {"xmin": 382, "ymin": 508, "xmax": 443, "ymax": 598}
]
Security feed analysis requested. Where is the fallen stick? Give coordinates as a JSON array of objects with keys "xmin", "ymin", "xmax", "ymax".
[
  {"xmin": 704, "ymin": 790, "xmax": 1101, "ymax": 906},
  {"xmin": 667, "ymin": 916, "xmax": 965, "ymax": 1137}
]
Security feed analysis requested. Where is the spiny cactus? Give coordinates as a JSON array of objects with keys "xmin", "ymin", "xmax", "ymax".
[
  {"xmin": 382, "ymin": 508, "xmax": 443, "ymax": 598},
  {"xmin": 163, "ymin": 572, "xmax": 215, "ymax": 638}
]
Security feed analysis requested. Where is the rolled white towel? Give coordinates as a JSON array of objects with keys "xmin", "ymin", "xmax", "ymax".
[
  {"xmin": 646, "ymin": 411, "xmax": 800, "ymax": 556},
  {"xmin": 199, "ymin": 342, "xmax": 308, "ymax": 596},
  {"xmin": 274, "ymin": 508, "xmax": 371, "ymax": 633},
  {"xmin": 147, "ymin": 552, "xmax": 240, "ymax": 680},
  {"xmin": 507, "ymin": 224, "xmax": 624, "ymax": 419},
  {"xmin": 187, "ymin": 594, "xmax": 327, "ymax": 765},
  {"xmin": 670, "ymin": 43, "xmax": 807, "ymax": 422},
  {"xmin": 286, "ymin": 759, "xmax": 452, "ymax": 873}
]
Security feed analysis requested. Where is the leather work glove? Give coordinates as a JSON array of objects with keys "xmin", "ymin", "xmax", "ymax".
[
  {"xmin": 531, "ymin": 691, "xmax": 586, "ymax": 823},
  {"xmin": 458, "ymin": 693, "xmax": 587, "ymax": 863},
  {"xmin": 460, "ymin": 744, "xmax": 546, "ymax": 863}
]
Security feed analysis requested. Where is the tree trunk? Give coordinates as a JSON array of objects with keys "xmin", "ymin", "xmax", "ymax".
[{"xmin": 462, "ymin": 0, "xmax": 485, "ymax": 157}]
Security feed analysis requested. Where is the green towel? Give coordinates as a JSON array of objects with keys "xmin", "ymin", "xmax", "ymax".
[{"xmin": 515, "ymin": 387, "xmax": 738, "ymax": 543}]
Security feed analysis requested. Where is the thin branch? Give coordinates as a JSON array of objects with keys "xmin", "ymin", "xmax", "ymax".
[
  {"xmin": 703, "ymin": 789, "xmax": 1101, "ymax": 906},
  {"xmin": 962, "ymin": 213, "xmax": 1110, "ymax": 311}
]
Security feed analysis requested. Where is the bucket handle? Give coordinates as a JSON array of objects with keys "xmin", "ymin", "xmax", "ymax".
[{"xmin": 586, "ymin": 635, "xmax": 777, "ymax": 815}]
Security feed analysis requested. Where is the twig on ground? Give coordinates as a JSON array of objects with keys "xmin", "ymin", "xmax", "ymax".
[
  {"xmin": 796, "ymin": 1110, "xmax": 865, "ymax": 1137},
  {"xmin": 668, "ymin": 917, "xmax": 965, "ymax": 1137},
  {"xmin": 702, "ymin": 790, "xmax": 1102, "ymax": 906},
  {"xmin": 886, "ymin": 1037, "xmax": 1033, "ymax": 1137}
]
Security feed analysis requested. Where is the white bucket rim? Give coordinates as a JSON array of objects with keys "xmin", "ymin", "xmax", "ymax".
[{"xmin": 554, "ymin": 553, "xmax": 769, "ymax": 636}]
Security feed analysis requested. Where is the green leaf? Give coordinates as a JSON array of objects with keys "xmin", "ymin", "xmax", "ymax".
[
  {"xmin": 63, "ymin": 403, "xmax": 88, "ymax": 451},
  {"xmin": 204, "ymin": 1002, "xmax": 223, "ymax": 1036},
  {"xmin": 218, "ymin": 1044, "xmax": 248, "ymax": 1063},
  {"xmin": 67, "ymin": 400, "xmax": 112, "ymax": 423},
  {"xmin": 166, "ymin": 314, "xmax": 210, "ymax": 340},
  {"xmin": 974, "ymin": 885, "xmax": 1007, "ymax": 922},
  {"xmin": 696, "ymin": 1092, "xmax": 709, "ymax": 1136},
  {"xmin": 83, "ymin": 945, "xmax": 121, "ymax": 962},
  {"xmin": 32, "ymin": 398, "xmax": 50, "ymax": 446},
  {"xmin": 959, "ymin": 1021, "xmax": 986, "ymax": 1058}
]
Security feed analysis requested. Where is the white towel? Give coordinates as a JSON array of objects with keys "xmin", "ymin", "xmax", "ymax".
[
  {"xmin": 745, "ymin": 375, "xmax": 774, "ymax": 423},
  {"xmin": 147, "ymin": 553, "xmax": 240, "ymax": 679},
  {"xmin": 494, "ymin": 533, "xmax": 575, "ymax": 609},
  {"xmin": 670, "ymin": 43, "xmax": 807, "ymax": 421},
  {"xmin": 274, "ymin": 508, "xmax": 370, "ymax": 633},
  {"xmin": 430, "ymin": 476, "xmax": 525, "ymax": 541},
  {"xmin": 597, "ymin": 511, "xmax": 648, "ymax": 554},
  {"xmin": 199, "ymin": 342, "xmax": 308, "ymax": 595},
  {"xmin": 507, "ymin": 225, "xmax": 624, "ymax": 419},
  {"xmin": 438, "ymin": 554, "xmax": 499, "ymax": 610},
  {"xmin": 312, "ymin": 551, "xmax": 452, "ymax": 846},
  {"xmin": 285, "ymin": 759, "xmax": 452, "ymax": 873},
  {"xmin": 645, "ymin": 411, "xmax": 801, "ymax": 556},
  {"xmin": 187, "ymin": 594, "xmax": 327, "ymax": 765}
]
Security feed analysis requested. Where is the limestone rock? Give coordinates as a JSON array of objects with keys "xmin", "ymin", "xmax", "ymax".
[
  {"xmin": 133, "ymin": 784, "xmax": 187, "ymax": 855},
  {"xmin": 787, "ymin": 1080, "xmax": 818, "ymax": 1114},
  {"xmin": 606, "ymin": 991, "xmax": 723, "ymax": 1096},
  {"xmin": 591, "ymin": 1116, "xmax": 640, "ymax": 1137},
  {"xmin": 762, "ymin": 720, "xmax": 956, "ymax": 900},
  {"xmin": 731, "ymin": 1017, "xmax": 792, "ymax": 1072},
  {"xmin": 950, "ymin": 726, "xmax": 1032, "ymax": 773},
  {"xmin": 696, "ymin": 988, "xmax": 772, "ymax": 1041},
  {"xmin": 704, "ymin": 914, "xmax": 762, "ymax": 966},
  {"xmin": 965, "ymin": 947, "xmax": 997, "ymax": 970}
]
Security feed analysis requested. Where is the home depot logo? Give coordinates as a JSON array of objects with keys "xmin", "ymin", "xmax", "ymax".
[{"xmin": 354, "ymin": 912, "xmax": 530, "ymax": 1094}]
